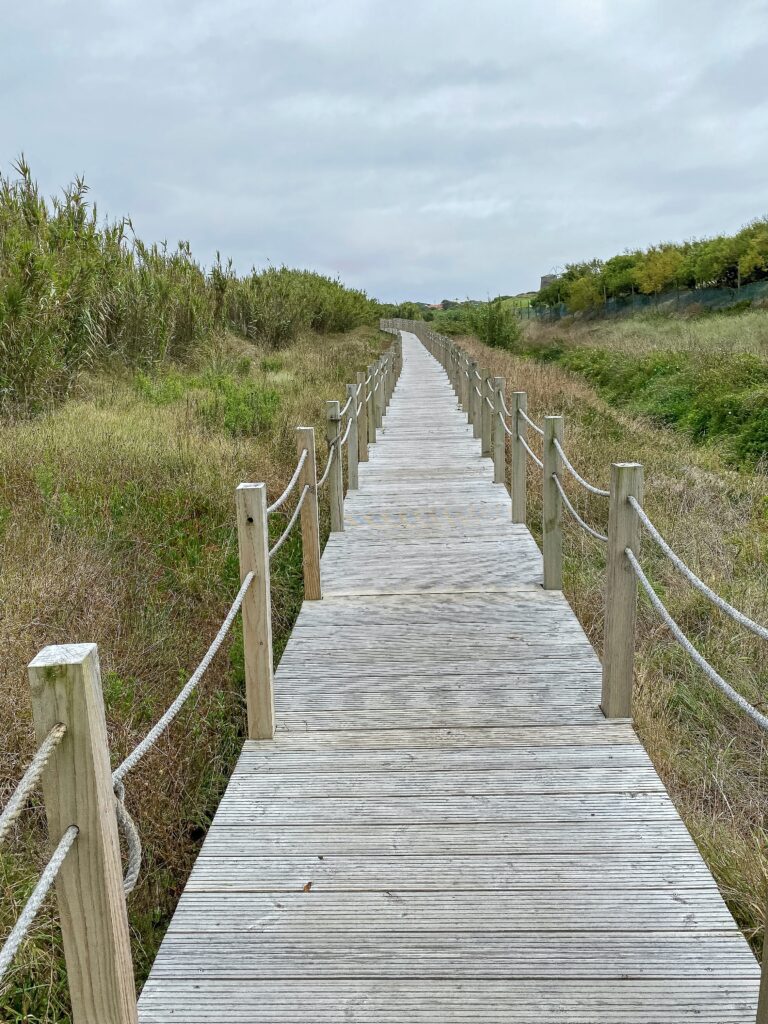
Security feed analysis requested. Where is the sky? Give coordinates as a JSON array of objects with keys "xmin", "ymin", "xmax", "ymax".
[{"xmin": 2, "ymin": 0, "xmax": 768, "ymax": 302}]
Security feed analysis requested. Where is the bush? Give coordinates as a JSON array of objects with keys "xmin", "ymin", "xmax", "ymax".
[{"xmin": 0, "ymin": 160, "xmax": 382, "ymax": 410}]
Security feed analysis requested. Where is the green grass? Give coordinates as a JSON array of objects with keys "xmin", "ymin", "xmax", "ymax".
[{"xmin": 519, "ymin": 311, "xmax": 768, "ymax": 467}]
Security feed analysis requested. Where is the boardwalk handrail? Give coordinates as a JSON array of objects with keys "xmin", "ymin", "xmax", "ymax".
[{"xmin": 0, "ymin": 332, "xmax": 402, "ymax": 1022}]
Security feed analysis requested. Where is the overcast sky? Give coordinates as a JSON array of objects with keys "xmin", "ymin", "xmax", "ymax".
[{"xmin": 3, "ymin": 0, "xmax": 767, "ymax": 302}]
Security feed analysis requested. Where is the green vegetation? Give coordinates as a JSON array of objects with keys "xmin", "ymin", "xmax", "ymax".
[
  {"xmin": 0, "ymin": 159, "xmax": 380, "ymax": 412},
  {"xmin": 534, "ymin": 217, "xmax": 768, "ymax": 313},
  {"xmin": 428, "ymin": 296, "xmax": 521, "ymax": 349},
  {"xmin": 518, "ymin": 311, "xmax": 768, "ymax": 468}
]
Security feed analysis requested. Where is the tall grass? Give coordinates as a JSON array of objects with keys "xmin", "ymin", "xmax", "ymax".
[{"xmin": 0, "ymin": 160, "xmax": 380, "ymax": 412}]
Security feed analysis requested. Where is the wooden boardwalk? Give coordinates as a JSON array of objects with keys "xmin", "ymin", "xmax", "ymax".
[{"xmin": 139, "ymin": 332, "xmax": 759, "ymax": 1022}]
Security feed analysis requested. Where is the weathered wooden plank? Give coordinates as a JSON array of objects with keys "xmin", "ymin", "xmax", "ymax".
[
  {"xmin": 164, "ymin": 889, "xmax": 740, "ymax": 935},
  {"xmin": 185, "ymin": 852, "xmax": 717, "ymax": 891},
  {"xmin": 212, "ymin": 791, "xmax": 678, "ymax": 826},
  {"xmin": 139, "ymin": 979, "xmax": 759, "ymax": 1023}
]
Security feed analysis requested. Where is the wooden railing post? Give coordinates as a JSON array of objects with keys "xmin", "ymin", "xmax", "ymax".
[
  {"xmin": 601, "ymin": 462, "xmax": 644, "ymax": 718},
  {"xmin": 326, "ymin": 400, "xmax": 344, "ymax": 532},
  {"xmin": 542, "ymin": 415, "xmax": 564, "ymax": 590},
  {"xmin": 356, "ymin": 371, "xmax": 368, "ymax": 463},
  {"xmin": 296, "ymin": 427, "xmax": 321, "ymax": 599},
  {"xmin": 493, "ymin": 377, "xmax": 506, "ymax": 484},
  {"xmin": 366, "ymin": 365, "xmax": 377, "ymax": 444},
  {"xmin": 460, "ymin": 353, "xmax": 470, "ymax": 414},
  {"xmin": 236, "ymin": 482, "xmax": 275, "ymax": 737},
  {"xmin": 481, "ymin": 372, "xmax": 493, "ymax": 457},
  {"xmin": 346, "ymin": 384, "xmax": 359, "ymax": 490},
  {"xmin": 469, "ymin": 361, "xmax": 481, "ymax": 438},
  {"xmin": 375, "ymin": 361, "xmax": 384, "ymax": 429},
  {"xmin": 511, "ymin": 392, "xmax": 528, "ymax": 524},
  {"xmin": 28, "ymin": 643, "xmax": 138, "ymax": 1024}
]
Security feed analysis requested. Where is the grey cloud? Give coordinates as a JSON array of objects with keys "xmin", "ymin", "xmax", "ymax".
[{"xmin": 2, "ymin": 0, "xmax": 767, "ymax": 301}]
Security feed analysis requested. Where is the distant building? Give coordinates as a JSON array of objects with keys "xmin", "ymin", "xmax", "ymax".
[{"xmin": 539, "ymin": 274, "xmax": 559, "ymax": 290}]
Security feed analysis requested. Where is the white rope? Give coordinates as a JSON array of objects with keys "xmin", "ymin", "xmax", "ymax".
[
  {"xmin": 317, "ymin": 442, "xmax": 336, "ymax": 488},
  {"xmin": 112, "ymin": 571, "xmax": 254, "ymax": 784},
  {"xmin": 473, "ymin": 385, "xmax": 482, "ymax": 398},
  {"xmin": 629, "ymin": 497, "xmax": 768, "ymax": 643},
  {"xmin": 497, "ymin": 410, "xmax": 515, "ymax": 437},
  {"xmin": 266, "ymin": 449, "xmax": 308, "ymax": 514},
  {"xmin": 0, "ymin": 825, "xmax": 78, "ymax": 983},
  {"xmin": 365, "ymin": 373, "xmax": 373, "ymax": 386},
  {"xmin": 269, "ymin": 485, "xmax": 309, "ymax": 558},
  {"xmin": 355, "ymin": 382, "xmax": 363, "ymax": 397},
  {"xmin": 339, "ymin": 416, "xmax": 353, "ymax": 448},
  {"xmin": 626, "ymin": 549, "xmax": 768, "ymax": 731},
  {"xmin": 553, "ymin": 439, "xmax": 610, "ymax": 497},
  {"xmin": 0, "ymin": 725, "xmax": 66, "ymax": 845},
  {"xmin": 113, "ymin": 779, "xmax": 141, "ymax": 894},
  {"xmin": 552, "ymin": 475, "xmax": 608, "ymax": 542},
  {"xmin": 357, "ymin": 401, "xmax": 363, "ymax": 417},
  {"xmin": 339, "ymin": 395, "xmax": 353, "ymax": 417},
  {"xmin": 497, "ymin": 391, "xmax": 510, "ymax": 417},
  {"xmin": 518, "ymin": 433, "xmax": 543, "ymax": 469},
  {"xmin": 484, "ymin": 395, "xmax": 494, "ymax": 410},
  {"xmin": 519, "ymin": 408, "xmax": 544, "ymax": 436}
]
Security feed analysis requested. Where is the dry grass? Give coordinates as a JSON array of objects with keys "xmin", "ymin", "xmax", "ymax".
[
  {"xmin": 461, "ymin": 334, "xmax": 768, "ymax": 947},
  {"xmin": 0, "ymin": 325, "xmax": 384, "ymax": 1021}
]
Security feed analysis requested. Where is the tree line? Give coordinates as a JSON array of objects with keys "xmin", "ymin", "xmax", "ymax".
[{"xmin": 534, "ymin": 217, "xmax": 768, "ymax": 312}]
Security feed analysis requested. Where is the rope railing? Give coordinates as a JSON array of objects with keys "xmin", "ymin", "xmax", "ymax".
[
  {"xmin": 628, "ymin": 496, "xmax": 768, "ymax": 642},
  {"xmin": 269, "ymin": 485, "xmax": 309, "ymax": 558},
  {"xmin": 0, "ymin": 825, "xmax": 79, "ymax": 984},
  {"xmin": 266, "ymin": 448, "xmax": 308, "ymax": 514},
  {"xmin": 339, "ymin": 415, "xmax": 353, "ymax": 448},
  {"xmin": 497, "ymin": 409, "xmax": 515, "ymax": 437},
  {"xmin": 113, "ymin": 571, "xmax": 255, "ymax": 786},
  {"xmin": 519, "ymin": 408, "xmax": 544, "ymax": 436},
  {"xmin": 0, "ymin": 724, "xmax": 67, "ymax": 844},
  {"xmin": 518, "ymin": 432, "xmax": 543, "ymax": 469},
  {"xmin": 626, "ymin": 548, "xmax": 768, "ymax": 731},
  {"xmin": 553, "ymin": 439, "xmax": 610, "ymax": 498},
  {"xmin": 316, "ymin": 440, "xmax": 336, "ymax": 488},
  {"xmin": 552, "ymin": 474, "xmax": 608, "ymax": 542}
]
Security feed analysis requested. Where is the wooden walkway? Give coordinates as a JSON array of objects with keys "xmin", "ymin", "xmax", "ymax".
[{"xmin": 139, "ymin": 332, "xmax": 759, "ymax": 1022}]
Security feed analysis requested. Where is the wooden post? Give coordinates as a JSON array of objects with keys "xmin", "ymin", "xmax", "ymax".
[
  {"xmin": 28, "ymin": 643, "xmax": 138, "ymax": 1024},
  {"xmin": 493, "ymin": 377, "xmax": 506, "ymax": 485},
  {"xmin": 757, "ymin": 906, "xmax": 768, "ymax": 1024},
  {"xmin": 601, "ymin": 462, "xmax": 644, "ymax": 718},
  {"xmin": 542, "ymin": 415, "xmax": 564, "ymax": 590},
  {"xmin": 366, "ymin": 365, "xmax": 376, "ymax": 444},
  {"xmin": 346, "ymin": 384, "xmax": 359, "ymax": 490},
  {"xmin": 511, "ymin": 392, "xmax": 528, "ymax": 524},
  {"xmin": 296, "ymin": 427, "xmax": 321, "ymax": 599},
  {"xmin": 356, "ymin": 371, "xmax": 368, "ymax": 463},
  {"xmin": 374, "ymin": 362, "xmax": 384, "ymax": 429},
  {"xmin": 326, "ymin": 400, "xmax": 344, "ymax": 532},
  {"xmin": 236, "ymin": 482, "xmax": 275, "ymax": 738},
  {"xmin": 469, "ymin": 361, "xmax": 481, "ymax": 438},
  {"xmin": 481, "ymin": 372, "xmax": 493, "ymax": 457},
  {"xmin": 460, "ymin": 354, "xmax": 470, "ymax": 414}
]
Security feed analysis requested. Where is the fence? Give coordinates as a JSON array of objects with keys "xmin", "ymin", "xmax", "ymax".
[
  {"xmin": 382, "ymin": 316, "xmax": 768, "ymax": 1023},
  {"xmin": 522, "ymin": 279, "xmax": 768, "ymax": 322},
  {"xmin": 0, "ymin": 335, "xmax": 402, "ymax": 1022}
]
